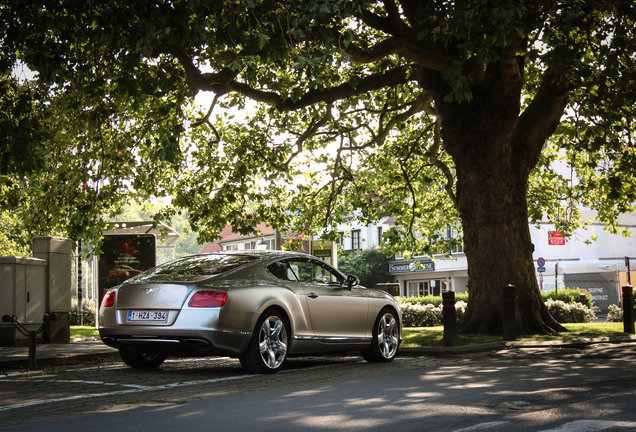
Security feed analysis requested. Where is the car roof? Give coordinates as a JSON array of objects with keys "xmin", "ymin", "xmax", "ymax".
[{"xmin": 196, "ymin": 250, "xmax": 314, "ymax": 261}]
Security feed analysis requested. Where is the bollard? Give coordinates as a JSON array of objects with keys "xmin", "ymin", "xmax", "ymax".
[
  {"xmin": 442, "ymin": 291, "xmax": 457, "ymax": 347},
  {"xmin": 502, "ymin": 284, "xmax": 516, "ymax": 341},
  {"xmin": 2, "ymin": 313, "xmax": 55, "ymax": 369},
  {"xmin": 622, "ymin": 286, "xmax": 635, "ymax": 334}
]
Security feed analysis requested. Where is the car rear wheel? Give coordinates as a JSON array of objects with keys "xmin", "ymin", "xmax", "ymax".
[
  {"xmin": 362, "ymin": 308, "xmax": 400, "ymax": 363},
  {"xmin": 239, "ymin": 310, "xmax": 289, "ymax": 374},
  {"xmin": 118, "ymin": 349, "xmax": 167, "ymax": 369}
]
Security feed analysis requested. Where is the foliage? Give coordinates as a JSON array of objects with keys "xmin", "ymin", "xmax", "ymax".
[
  {"xmin": 0, "ymin": 209, "xmax": 30, "ymax": 256},
  {"xmin": 399, "ymin": 299, "xmax": 467, "ymax": 327},
  {"xmin": 607, "ymin": 304, "xmax": 623, "ymax": 322},
  {"xmin": 337, "ymin": 248, "xmax": 393, "ymax": 288},
  {"xmin": 1, "ymin": 1, "xmax": 634, "ymax": 333},
  {"xmin": 399, "ymin": 295, "xmax": 595, "ymax": 326},
  {"xmin": 542, "ymin": 288, "xmax": 594, "ymax": 309},
  {"xmin": 544, "ymin": 299, "xmax": 596, "ymax": 324},
  {"xmin": 70, "ymin": 298, "xmax": 96, "ymax": 327},
  {"xmin": 606, "ymin": 304, "xmax": 636, "ymax": 322},
  {"xmin": 400, "ymin": 293, "xmax": 470, "ymax": 307}
]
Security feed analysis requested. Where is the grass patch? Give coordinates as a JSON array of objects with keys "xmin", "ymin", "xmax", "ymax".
[
  {"xmin": 402, "ymin": 322, "xmax": 629, "ymax": 348},
  {"xmin": 72, "ymin": 323, "xmax": 628, "ymax": 346},
  {"xmin": 71, "ymin": 326, "xmax": 99, "ymax": 339}
]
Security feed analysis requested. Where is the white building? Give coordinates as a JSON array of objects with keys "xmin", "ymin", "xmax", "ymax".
[{"xmin": 336, "ymin": 211, "xmax": 636, "ymax": 314}]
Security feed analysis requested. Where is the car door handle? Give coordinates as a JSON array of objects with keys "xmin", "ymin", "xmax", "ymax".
[{"xmin": 307, "ymin": 292, "xmax": 319, "ymax": 299}]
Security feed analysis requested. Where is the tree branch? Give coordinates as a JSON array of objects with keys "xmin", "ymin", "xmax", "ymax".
[
  {"xmin": 169, "ymin": 46, "xmax": 238, "ymax": 95},
  {"xmin": 343, "ymin": 37, "xmax": 452, "ymax": 72},
  {"xmin": 285, "ymin": 105, "xmax": 333, "ymax": 166},
  {"xmin": 499, "ymin": 38, "xmax": 524, "ymax": 95},
  {"xmin": 229, "ymin": 67, "xmax": 411, "ymax": 111},
  {"xmin": 428, "ymin": 116, "xmax": 457, "ymax": 206},
  {"xmin": 515, "ymin": 68, "xmax": 569, "ymax": 173},
  {"xmin": 382, "ymin": 0, "xmax": 413, "ymax": 38}
]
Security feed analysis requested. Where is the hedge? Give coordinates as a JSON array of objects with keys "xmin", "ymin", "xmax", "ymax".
[{"xmin": 398, "ymin": 291, "xmax": 596, "ymax": 326}]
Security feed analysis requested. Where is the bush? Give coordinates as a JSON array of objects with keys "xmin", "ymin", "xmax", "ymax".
[
  {"xmin": 400, "ymin": 293, "xmax": 470, "ymax": 307},
  {"xmin": 70, "ymin": 298, "xmax": 96, "ymax": 326},
  {"xmin": 398, "ymin": 299, "xmax": 467, "ymax": 327},
  {"xmin": 545, "ymin": 299, "xmax": 596, "ymax": 323},
  {"xmin": 542, "ymin": 287, "xmax": 594, "ymax": 309},
  {"xmin": 607, "ymin": 304, "xmax": 623, "ymax": 322}
]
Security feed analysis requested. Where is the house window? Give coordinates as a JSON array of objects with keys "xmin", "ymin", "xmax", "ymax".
[
  {"xmin": 406, "ymin": 280, "xmax": 444, "ymax": 297},
  {"xmin": 377, "ymin": 226, "xmax": 383, "ymax": 245},
  {"xmin": 338, "ymin": 232, "xmax": 344, "ymax": 248},
  {"xmin": 351, "ymin": 230, "xmax": 361, "ymax": 250},
  {"xmin": 406, "ymin": 281, "xmax": 421, "ymax": 297}
]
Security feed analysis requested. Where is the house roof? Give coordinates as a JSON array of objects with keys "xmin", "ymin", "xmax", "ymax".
[{"xmin": 199, "ymin": 223, "xmax": 276, "ymax": 253}]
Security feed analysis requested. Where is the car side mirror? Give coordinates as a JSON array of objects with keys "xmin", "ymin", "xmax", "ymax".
[{"xmin": 346, "ymin": 275, "xmax": 360, "ymax": 289}]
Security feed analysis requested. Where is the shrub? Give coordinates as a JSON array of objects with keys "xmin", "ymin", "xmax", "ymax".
[
  {"xmin": 542, "ymin": 287, "xmax": 594, "ymax": 309},
  {"xmin": 545, "ymin": 299, "xmax": 596, "ymax": 323},
  {"xmin": 398, "ymin": 299, "xmax": 467, "ymax": 327},
  {"xmin": 400, "ymin": 293, "xmax": 470, "ymax": 307},
  {"xmin": 70, "ymin": 298, "xmax": 97, "ymax": 326},
  {"xmin": 607, "ymin": 304, "xmax": 623, "ymax": 322},
  {"xmin": 400, "ymin": 303, "xmax": 441, "ymax": 327}
]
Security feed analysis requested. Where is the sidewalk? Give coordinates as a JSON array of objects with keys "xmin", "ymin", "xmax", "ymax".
[
  {"xmin": 0, "ymin": 338, "xmax": 119, "ymax": 370},
  {"xmin": 2, "ymin": 335, "xmax": 636, "ymax": 371}
]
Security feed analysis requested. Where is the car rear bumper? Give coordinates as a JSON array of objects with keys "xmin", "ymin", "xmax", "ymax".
[{"xmin": 99, "ymin": 328, "xmax": 252, "ymax": 357}]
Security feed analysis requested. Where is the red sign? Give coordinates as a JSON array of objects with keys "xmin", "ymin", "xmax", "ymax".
[{"xmin": 548, "ymin": 231, "xmax": 565, "ymax": 245}]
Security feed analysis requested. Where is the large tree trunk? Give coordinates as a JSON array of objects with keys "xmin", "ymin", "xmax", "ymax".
[{"xmin": 438, "ymin": 72, "xmax": 566, "ymax": 335}]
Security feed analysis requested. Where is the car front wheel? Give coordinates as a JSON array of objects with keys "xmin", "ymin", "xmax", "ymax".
[
  {"xmin": 118, "ymin": 349, "xmax": 167, "ymax": 369},
  {"xmin": 362, "ymin": 308, "xmax": 400, "ymax": 362},
  {"xmin": 239, "ymin": 310, "xmax": 289, "ymax": 374}
]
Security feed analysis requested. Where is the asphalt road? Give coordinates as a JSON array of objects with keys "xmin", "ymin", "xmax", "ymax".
[{"xmin": 2, "ymin": 343, "xmax": 636, "ymax": 431}]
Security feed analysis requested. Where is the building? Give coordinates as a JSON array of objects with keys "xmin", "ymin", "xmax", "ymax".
[
  {"xmin": 337, "ymin": 209, "xmax": 636, "ymax": 314},
  {"xmin": 199, "ymin": 210, "xmax": 635, "ymax": 314},
  {"xmin": 199, "ymin": 223, "xmax": 339, "ymax": 266}
]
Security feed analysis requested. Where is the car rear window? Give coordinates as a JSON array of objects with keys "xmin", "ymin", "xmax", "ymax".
[{"xmin": 128, "ymin": 254, "xmax": 257, "ymax": 283}]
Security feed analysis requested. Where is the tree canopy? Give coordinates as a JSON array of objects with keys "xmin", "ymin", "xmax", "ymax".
[{"xmin": 1, "ymin": 1, "xmax": 634, "ymax": 333}]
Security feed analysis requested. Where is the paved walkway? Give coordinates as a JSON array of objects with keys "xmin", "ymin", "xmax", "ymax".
[
  {"xmin": 0, "ymin": 339, "xmax": 119, "ymax": 370},
  {"xmin": 2, "ymin": 335, "xmax": 636, "ymax": 371}
]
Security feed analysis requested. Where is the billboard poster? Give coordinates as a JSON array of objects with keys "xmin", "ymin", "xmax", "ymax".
[{"xmin": 98, "ymin": 234, "xmax": 156, "ymax": 301}]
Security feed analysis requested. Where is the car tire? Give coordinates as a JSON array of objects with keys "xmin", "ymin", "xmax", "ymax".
[
  {"xmin": 118, "ymin": 349, "xmax": 167, "ymax": 369},
  {"xmin": 239, "ymin": 310, "xmax": 289, "ymax": 374},
  {"xmin": 362, "ymin": 308, "xmax": 400, "ymax": 363}
]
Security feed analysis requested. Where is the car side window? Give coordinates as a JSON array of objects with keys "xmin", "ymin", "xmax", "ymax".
[
  {"xmin": 284, "ymin": 259, "xmax": 342, "ymax": 285},
  {"xmin": 311, "ymin": 261, "xmax": 342, "ymax": 284},
  {"xmin": 267, "ymin": 261, "xmax": 299, "ymax": 282}
]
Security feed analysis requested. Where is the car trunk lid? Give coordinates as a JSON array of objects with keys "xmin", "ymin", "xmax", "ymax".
[{"xmin": 115, "ymin": 283, "xmax": 190, "ymax": 309}]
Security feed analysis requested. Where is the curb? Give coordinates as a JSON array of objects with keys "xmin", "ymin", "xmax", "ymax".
[
  {"xmin": 0, "ymin": 351, "xmax": 120, "ymax": 370},
  {"xmin": 397, "ymin": 335, "xmax": 636, "ymax": 356},
  {"xmin": 2, "ymin": 336, "xmax": 636, "ymax": 370}
]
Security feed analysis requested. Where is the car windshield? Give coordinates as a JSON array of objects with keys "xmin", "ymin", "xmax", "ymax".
[{"xmin": 128, "ymin": 254, "xmax": 257, "ymax": 283}]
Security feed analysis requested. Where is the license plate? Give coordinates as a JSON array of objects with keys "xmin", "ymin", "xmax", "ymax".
[{"xmin": 127, "ymin": 310, "xmax": 168, "ymax": 323}]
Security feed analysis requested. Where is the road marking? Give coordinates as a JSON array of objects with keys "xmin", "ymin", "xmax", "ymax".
[
  {"xmin": 0, "ymin": 374, "xmax": 255, "ymax": 412},
  {"xmin": 541, "ymin": 420, "xmax": 636, "ymax": 432},
  {"xmin": 540, "ymin": 420, "xmax": 636, "ymax": 431},
  {"xmin": 453, "ymin": 422, "xmax": 509, "ymax": 431}
]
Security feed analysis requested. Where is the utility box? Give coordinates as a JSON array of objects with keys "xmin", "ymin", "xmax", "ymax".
[
  {"xmin": 32, "ymin": 236, "xmax": 72, "ymax": 343},
  {"xmin": 0, "ymin": 256, "xmax": 47, "ymax": 346}
]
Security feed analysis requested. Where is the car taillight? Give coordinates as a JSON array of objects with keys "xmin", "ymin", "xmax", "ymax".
[
  {"xmin": 101, "ymin": 290, "xmax": 116, "ymax": 307},
  {"xmin": 188, "ymin": 290, "xmax": 228, "ymax": 308}
]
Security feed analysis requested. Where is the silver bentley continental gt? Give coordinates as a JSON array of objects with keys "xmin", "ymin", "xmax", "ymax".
[{"xmin": 99, "ymin": 250, "xmax": 402, "ymax": 373}]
